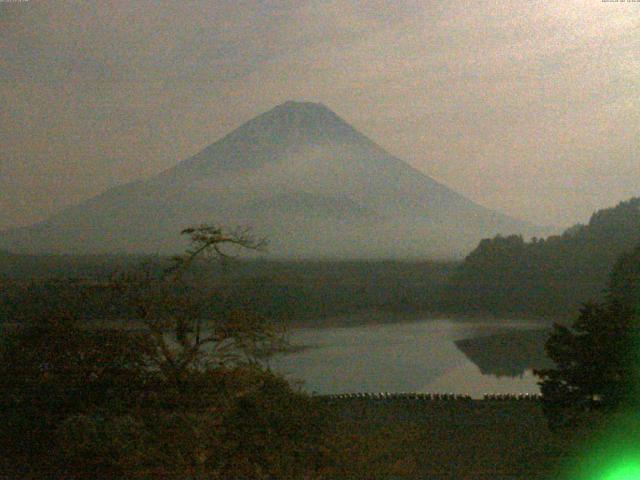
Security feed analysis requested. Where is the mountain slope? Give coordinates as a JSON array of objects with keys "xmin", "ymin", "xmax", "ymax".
[{"xmin": 0, "ymin": 101, "xmax": 540, "ymax": 258}]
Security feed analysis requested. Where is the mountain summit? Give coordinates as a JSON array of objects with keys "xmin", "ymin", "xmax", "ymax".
[
  {"xmin": 0, "ymin": 102, "xmax": 540, "ymax": 258},
  {"xmin": 171, "ymin": 101, "xmax": 367, "ymax": 177}
]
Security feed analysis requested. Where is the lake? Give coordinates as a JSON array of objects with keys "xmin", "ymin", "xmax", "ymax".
[{"xmin": 266, "ymin": 317, "xmax": 553, "ymax": 398}]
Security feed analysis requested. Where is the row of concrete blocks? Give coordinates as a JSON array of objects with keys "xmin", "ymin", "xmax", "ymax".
[
  {"xmin": 317, "ymin": 392, "xmax": 543, "ymax": 401},
  {"xmin": 482, "ymin": 393, "xmax": 542, "ymax": 400},
  {"xmin": 318, "ymin": 393, "xmax": 472, "ymax": 401}
]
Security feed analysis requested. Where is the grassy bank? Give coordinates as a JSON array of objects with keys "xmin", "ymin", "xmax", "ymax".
[{"xmin": 319, "ymin": 397, "xmax": 572, "ymax": 479}]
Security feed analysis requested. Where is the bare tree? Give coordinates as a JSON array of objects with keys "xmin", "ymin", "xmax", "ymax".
[{"xmin": 113, "ymin": 225, "xmax": 282, "ymax": 390}]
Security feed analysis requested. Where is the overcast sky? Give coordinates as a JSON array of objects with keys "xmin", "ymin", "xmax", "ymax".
[{"xmin": 1, "ymin": 0, "xmax": 638, "ymax": 231}]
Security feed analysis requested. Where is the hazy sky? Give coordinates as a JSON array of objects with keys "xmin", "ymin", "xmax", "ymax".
[{"xmin": 1, "ymin": 0, "xmax": 638, "ymax": 231}]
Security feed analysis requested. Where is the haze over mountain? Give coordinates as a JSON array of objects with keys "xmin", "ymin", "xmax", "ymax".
[{"xmin": 0, "ymin": 102, "xmax": 543, "ymax": 258}]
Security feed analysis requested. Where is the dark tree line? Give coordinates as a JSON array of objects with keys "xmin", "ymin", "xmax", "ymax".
[
  {"xmin": 445, "ymin": 198, "xmax": 640, "ymax": 317},
  {"xmin": 536, "ymin": 242, "xmax": 640, "ymax": 431},
  {"xmin": 0, "ymin": 260, "xmax": 454, "ymax": 328},
  {"xmin": 0, "ymin": 226, "xmax": 330, "ymax": 479}
]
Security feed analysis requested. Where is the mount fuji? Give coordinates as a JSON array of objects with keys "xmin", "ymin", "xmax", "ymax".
[{"xmin": 0, "ymin": 101, "xmax": 540, "ymax": 258}]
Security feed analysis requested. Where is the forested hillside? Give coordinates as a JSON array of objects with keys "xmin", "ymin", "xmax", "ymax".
[
  {"xmin": 444, "ymin": 198, "xmax": 640, "ymax": 318},
  {"xmin": 0, "ymin": 259, "xmax": 454, "ymax": 327}
]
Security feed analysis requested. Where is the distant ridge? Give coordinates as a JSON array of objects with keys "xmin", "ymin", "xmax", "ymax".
[{"xmin": 0, "ymin": 101, "xmax": 543, "ymax": 258}]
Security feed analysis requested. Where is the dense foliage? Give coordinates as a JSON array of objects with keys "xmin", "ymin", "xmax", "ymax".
[
  {"xmin": 0, "ymin": 260, "xmax": 453, "ymax": 327},
  {"xmin": 535, "ymin": 243, "xmax": 640, "ymax": 430},
  {"xmin": 0, "ymin": 226, "xmax": 331, "ymax": 479},
  {"xmin": 446, "ymin": 198, "xmax": 640, "ymax": 317},
  {"xmin": 0, "ymin": 316, "xmax": 329, "ymax": 478}
]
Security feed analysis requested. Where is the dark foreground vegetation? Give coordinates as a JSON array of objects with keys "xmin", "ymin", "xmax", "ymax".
[
  {"xmin": 536, "ymin": 241, "xmax": 640, "ymax": 431},
  {"xmin": 0, "ymin": 226, "xmax": 333, "ymax": 479},
  {"xmin": 0, "ymin": 317, "xmax": 592, "ymax": 479},
  {"xmin": 0, "ymin": 319, "xmax": 328, "ymax": 478},
  {"xmin": 1, "ymin": 197, "xmax": 640, "ymax": 478},
  {"xmin": 319, "ymin": 396, "xmax": 569, "ymax": 479}
]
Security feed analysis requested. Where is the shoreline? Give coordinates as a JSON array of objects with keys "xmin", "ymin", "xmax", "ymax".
[{"xmin": 287, "ymin": 309, "xmax": 558, "ymax": 331}]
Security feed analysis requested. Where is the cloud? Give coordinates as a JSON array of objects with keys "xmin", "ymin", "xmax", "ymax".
[{"xmin": 1, "ymin": 0, "xmax": 638, "ymax": 230}]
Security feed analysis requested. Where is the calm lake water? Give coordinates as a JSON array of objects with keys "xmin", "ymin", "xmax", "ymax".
[{"xmin": 266, "ymin": 317, "xmax": 552, "ymax": 398}]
